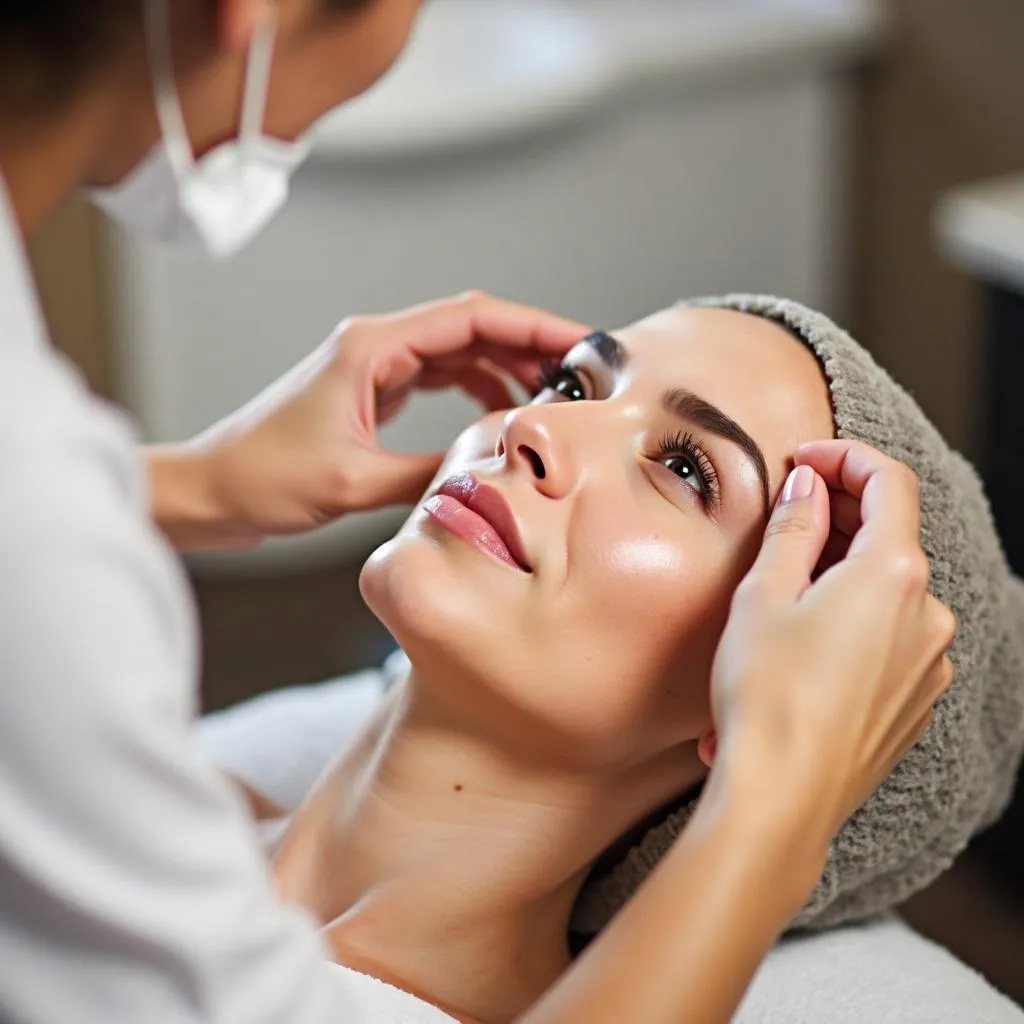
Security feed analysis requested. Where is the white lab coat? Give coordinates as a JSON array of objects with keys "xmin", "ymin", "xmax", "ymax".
[{"xmin": 0, "ymin": 175, "xmax": 453, "ymax": 1024}]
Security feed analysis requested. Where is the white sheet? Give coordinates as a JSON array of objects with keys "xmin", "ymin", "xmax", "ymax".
[{"xmin": 198, "ymin": 668, "xmax": 1024, "ymax": 1023}]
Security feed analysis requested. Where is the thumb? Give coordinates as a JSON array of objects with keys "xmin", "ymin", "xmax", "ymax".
[
  {"xmin": 348, "ymin": 450, "xmax": 444, "ymax": 510},
  {"xmin": 750, "ymin": 466, "xmax": 830, "ymax": 598}
]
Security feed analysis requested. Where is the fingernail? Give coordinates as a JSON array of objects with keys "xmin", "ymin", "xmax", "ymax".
[{"xmin": 783, "ymin": 465, "xmax": 815, "ymax": 504}]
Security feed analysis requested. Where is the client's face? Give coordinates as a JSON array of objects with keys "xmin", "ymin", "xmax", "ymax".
[{"xmin": 362, "ymin": 308, "xmax": 834, "ymax": 766}]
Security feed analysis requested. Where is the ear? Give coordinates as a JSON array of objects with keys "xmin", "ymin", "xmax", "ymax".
[
  {"xmin": 217, "ymin": 0, "xmax": 274, "ymax": 54},
  {"xmin": 697, "ymin": 730, "xmax": 717, "ymax": 769}
]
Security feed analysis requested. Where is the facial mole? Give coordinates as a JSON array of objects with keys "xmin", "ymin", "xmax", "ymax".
[{"xmin": 454, "ymin": 783, "xmax": 464, "ymax": 793}]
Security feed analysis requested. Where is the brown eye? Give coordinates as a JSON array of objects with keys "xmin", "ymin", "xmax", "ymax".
[
  {"xmin": 536, "ymin": 364, "xmax": 588, "ymax": 402},
  {"xmin": 656, "ymin": 431, "xmax": 720, "ymax": 509},
  {"xmin": 663, "ymin": 455, "xmax": 703, "ymax": 493},
  {"xmin": 552, "ymin": 371, "xmax": 586, "ymax": 401}
]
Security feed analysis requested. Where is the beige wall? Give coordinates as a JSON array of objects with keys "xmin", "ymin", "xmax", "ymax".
[{"xmin": 852, "ymin": 0, "xmax": 1024, "ymax": 458}]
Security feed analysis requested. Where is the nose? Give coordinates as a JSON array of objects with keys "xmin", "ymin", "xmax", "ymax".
[{"xmin": 497, "ymin": 405, "xmax": 576, "ymax": 498}]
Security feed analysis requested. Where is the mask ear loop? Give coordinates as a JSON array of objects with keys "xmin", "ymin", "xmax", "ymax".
[
  {"xmin": 239, "ymin": 13, "xmax": 278, "ymax": 155},
  {"xmin": 146, "ymin": 0, "xmax": 277, "ymax": 179},
  {"xmin": 146, "ymin": 0, "xmax": 196, "ymax": 182}
]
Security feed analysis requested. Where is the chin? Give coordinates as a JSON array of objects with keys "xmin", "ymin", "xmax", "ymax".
[
  {"xmin": 362, "ymin": 534, "xmax": 568, "ymax": 726},
  {"xmin": 360, "ymin": 526, "xmax": 505, "ymax": 668},
  {"xmin": 361, "ymin": 532, "xmax": 696, "ymax": 766}
]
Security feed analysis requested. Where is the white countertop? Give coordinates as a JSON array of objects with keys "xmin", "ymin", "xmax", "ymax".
[{"xmin": 936, "ymin": 174, "xmax": 1024, "ymax": 292}]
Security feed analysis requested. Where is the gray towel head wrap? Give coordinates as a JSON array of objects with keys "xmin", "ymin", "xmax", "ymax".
[{"xmin": 572, "ymin": 294, "xmax": 1024, "ymax": 934}]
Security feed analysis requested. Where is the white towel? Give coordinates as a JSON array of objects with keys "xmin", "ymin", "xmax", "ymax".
[
  {"xmin": 324, "ymin": 963, "xmax": 456, "ymax": 1023},
  {"xmin": 199, "ymin": 670, "xmax": 1023, "ymax": 1024},
  {"xmin": 737, "ymin": 917, "xmax": 1022, "ymax": 1023}
]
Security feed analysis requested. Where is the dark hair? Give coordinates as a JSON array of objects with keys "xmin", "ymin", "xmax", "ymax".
[{"xmin": 0, "ymin": 0, "xmax": 375, "ymax": 118}]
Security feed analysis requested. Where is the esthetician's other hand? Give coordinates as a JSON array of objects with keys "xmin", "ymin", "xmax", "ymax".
[
  {"xmin": 525, "ymin": 442, "xmax": 957, "ymax": 1024},
  {"xmin": 148, "ymin": 293, "xmax": 589, "ymax": 550},
  {"xmin": 707, "ymin": 439, "xmax": 956, "ymax": 857}
]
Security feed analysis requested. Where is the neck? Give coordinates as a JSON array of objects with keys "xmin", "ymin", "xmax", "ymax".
[{"xmin": 274, "ymin": 668, "xmax": 705, "ymax": 1024}]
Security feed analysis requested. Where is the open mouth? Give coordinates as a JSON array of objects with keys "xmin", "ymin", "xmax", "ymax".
[{"xmin": 424, "ymin": 473, "xmax": 532, "ymax": 574}]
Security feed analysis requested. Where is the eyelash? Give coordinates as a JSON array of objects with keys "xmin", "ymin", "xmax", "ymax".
[
  {"xmin": 657, "ymin": 431, "xmax": 720, "ymax": 509},
  {"xmin": 534, "ymin": 360, "xmax": 583, "ymax": 399},
  {"xmin": 533, "ymin": 363, "xmax": 721, "ymax": 509}
]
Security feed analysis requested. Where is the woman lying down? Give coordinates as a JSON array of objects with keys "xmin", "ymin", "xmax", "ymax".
[{"xmin": 238, "ymin": 295, "xmax": 1024, "ymax": 1024}]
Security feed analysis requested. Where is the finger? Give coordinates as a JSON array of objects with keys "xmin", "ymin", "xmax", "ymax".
[
  {"xmin": 915, "ymin": 644, "xmax": 956, "ymax": 702},
  {"xmin": 376, "ymin": 395, "xmax": 407, "ymax": 426},
  {"xmin": 813, "ymin": 530, "xmax": 851, "ymax": 578},
  {"xmin": 419, "ymin": 365, "xmax": 517, "ymax": 412},
  {"xmin": 472, "ymin": 347, "xmax": 556, "ymax": 392},
  {"xmin": 898, "ymin": 708, "xmax": 935, "ymax": 762},
  {"xmin": 348, "ymin": 450, "xmax": 444, "ymax": 510},
  {"xmin": 743, "ymin": 466, "xmax": 830, "ymax": 599},
  {"xmin": 796, "ymin": 439, "xmax": 921, "ymax": 555},
  {"xmin": 372, "ymin": 292, "xmax": 591, "ymax": 362},
  {"xmin": 932, "ymin": 654, "xmax": 956, "ymax": 702},
  {"xmin": 416, "ymin": 348, "xmax": 542, "ymax": 397},
  {"xmin": 462, "ymin": 368, "xmax": 517, "ymax": 412},
  {"xmin": 421, "ymin": 345, "xmax": 543, "ymax": 377},
  {"xmin": 924, "ymin": 595, "xmax": 958, "ymax": 656},
  {"xmin": 829, "ymin": 489, "xmax": 861, "ymax": 538}
]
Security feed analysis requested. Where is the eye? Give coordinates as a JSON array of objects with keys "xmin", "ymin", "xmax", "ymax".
[
  {"xmin": 664, "ymin": 455, "xmax": 704, "ymax": 493},
  {"xmin": 534, "ymin": 362, "xmax": 590, "ymax": 402},
  {"xmin": 657, "ymin": 432, "xmax": 720, "ymax": 508}
]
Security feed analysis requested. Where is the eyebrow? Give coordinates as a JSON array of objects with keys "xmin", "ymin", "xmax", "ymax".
[
  {"xmin": 585, "ymin": 332, "xmax": 772, "ymax": 513},
  {"xmin": 585, "ymin": 331, "xmax": 626, "ymax": 369},
  {"xmin": 662, "ymin": 389, "xmax": 771, "ymax": 513}
]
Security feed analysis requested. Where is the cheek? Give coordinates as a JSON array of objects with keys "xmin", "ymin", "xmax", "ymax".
[
  {"xmin": 580, "ymin": 513, "xmax": 723, "ymax": 610},
  {"xmin": 546, "ymin": 519, "xmax": 739, "ymax": 741},
  {"xmin": 340, "ymin": 0, "xmax": 422, "ymax": 97}
]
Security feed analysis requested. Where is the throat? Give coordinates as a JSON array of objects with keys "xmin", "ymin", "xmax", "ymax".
[{"xmin": 272, "ymin": 673, "xmax": 704, "ymax": 1023}]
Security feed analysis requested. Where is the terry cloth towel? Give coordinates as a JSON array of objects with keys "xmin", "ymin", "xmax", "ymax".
[
  {"xmin": 573, "ymin": 294, "xmax": 1024, "ymax": 933},
  {"xmin": 735, "ymin": 916, "xmax": 1024, "ymax": 1023}
]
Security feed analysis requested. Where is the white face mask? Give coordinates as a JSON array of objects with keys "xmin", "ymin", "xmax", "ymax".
[{"xmin": 90, "ymin": 0, "xmax": 311, "ymax": 259}]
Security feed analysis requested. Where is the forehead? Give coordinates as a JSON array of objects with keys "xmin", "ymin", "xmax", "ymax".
[{"xmin": 617, "ymin": 307, "xmax": 835, "ymax": 489}]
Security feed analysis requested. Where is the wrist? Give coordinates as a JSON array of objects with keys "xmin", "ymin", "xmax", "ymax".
[
  {"xmin": 698, "ymin": 756, "xmax": 831, "ymax": 914},
  {"xmin": 147, "ymin": 445, "xmax": 256, "ymax": 552}
]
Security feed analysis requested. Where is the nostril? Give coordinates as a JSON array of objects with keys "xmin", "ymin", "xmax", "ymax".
[{"xmin": 518, "ymin": 445, "xmax": 546, "ymax": 480}]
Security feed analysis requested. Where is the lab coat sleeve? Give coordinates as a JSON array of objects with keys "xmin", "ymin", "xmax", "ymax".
[{"xmin": 0, "ymin": 401, "xmax": 446, "ymax": 1022}]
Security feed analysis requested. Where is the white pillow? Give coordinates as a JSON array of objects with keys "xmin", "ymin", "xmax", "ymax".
[{"xmin": 196, "ymin": 666, "xmax": 388, "ymax": 810}]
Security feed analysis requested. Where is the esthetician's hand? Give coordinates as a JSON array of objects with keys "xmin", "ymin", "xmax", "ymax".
[
  {"xmin": 525, "ymin": 442, "xmax": 956, "ymax": 1024},
  {"xmin": 707, "ymin": 439, "xmax": 956, "ymax": 856},
  {"xmin": 148, "ymin": 293, "xmax": 588, "ymax": 550}
]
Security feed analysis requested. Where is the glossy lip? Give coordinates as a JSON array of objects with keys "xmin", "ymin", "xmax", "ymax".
[{"xmin": 426, "ymin": 472, "xmax": 533, "ymax": 573}]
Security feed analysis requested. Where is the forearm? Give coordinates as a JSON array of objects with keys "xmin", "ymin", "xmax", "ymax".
[
  {"xmin": 147, "ymin": 445, "xmax": 251, "ymax": 551},
  {"xmin": 521, "ymin": 772, "xmax": 826, "ymax": 1024}
]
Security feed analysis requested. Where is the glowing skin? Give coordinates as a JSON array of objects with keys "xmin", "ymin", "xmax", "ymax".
[
  {"xmin": 361, "ymin": 307, "xmax": 835, "ymax": 766},
  {"xmin": 275, "ymin": 306, "xmax": 836, "ymax": 1023}
]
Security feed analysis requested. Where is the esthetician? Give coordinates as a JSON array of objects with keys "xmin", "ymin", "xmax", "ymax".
[{"xmin": 0, "ymin": 2, "xmax": 955, "ymax": 1021}]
